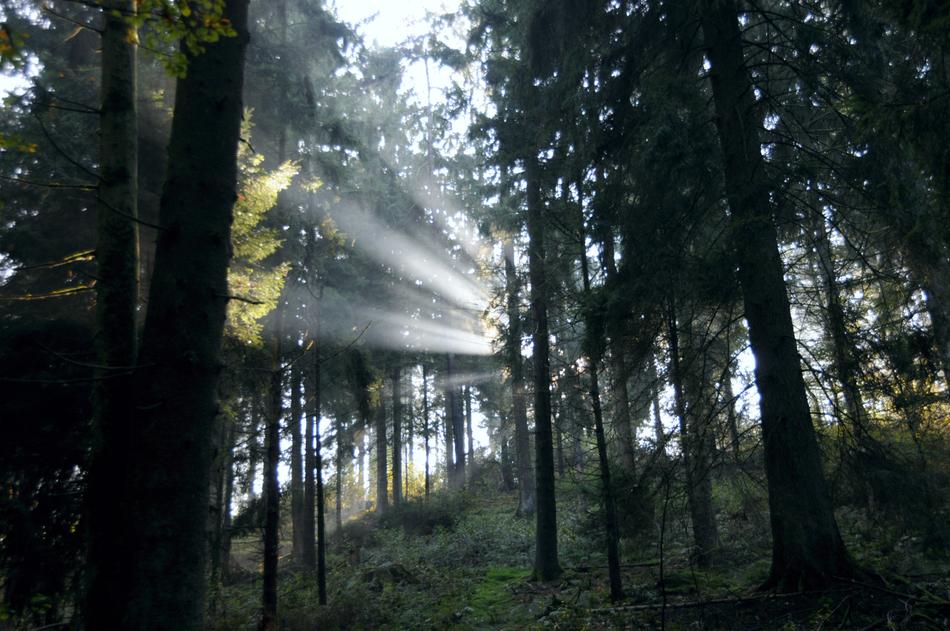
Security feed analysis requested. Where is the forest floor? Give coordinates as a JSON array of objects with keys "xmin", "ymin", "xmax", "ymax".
[{"xmin": 214, "ymin": 472, "xmax": 950, "ymax": 630}]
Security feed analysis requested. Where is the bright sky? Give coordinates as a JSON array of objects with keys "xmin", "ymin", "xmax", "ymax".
[{"xmin": 331, "ymin": 0, "xmax": 455, "ymax": 48}]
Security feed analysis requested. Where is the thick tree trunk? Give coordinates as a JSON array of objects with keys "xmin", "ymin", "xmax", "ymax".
[
  {"xmin": 84, "ymin": 1, "xmax": 138, "ymax": 625},
  {"xmin": 290, "ymin": 362, "xmax": 306, "ymax": 565},
  {"xmin": 261, "ymin": 328, "xmax": 282, "ymax": 631},
  {"xmin": 391, "ymin": 366, "xmax": 403, "ymax": 505},
  {"xmin": 700, "ymin": 0, "xmax": 852, "ymax": 590},
  {"xmin": 97, "ymin": 1, "xmax": 250, "ymax": 626},
  {"xmin": 525, "ymin": 156, "xmax": 561, "ymax": 581},
  {"xmin": 503, "ymin": 237, "xmax": 536, "ymax": 516}
]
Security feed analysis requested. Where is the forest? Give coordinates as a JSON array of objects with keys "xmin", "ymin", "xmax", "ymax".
[{"xmin": 1, "ymin": 0, "xmax": 949, "ymax": 629}]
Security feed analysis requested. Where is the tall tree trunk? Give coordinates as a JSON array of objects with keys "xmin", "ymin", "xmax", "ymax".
[
  {"xmin": 465, "ymin": 384, "xmax": 475, "ymax": 472},
  {"xmin": 375, "ymin": 391, "xmax": 389, "ymax": 513},
  {"xmin": 444, "ymin": 375, "xmax": 454, "ymax": 489},
  {"xmin": 405, "ymin": 374, "xmax": 413, "ymax": 500},
  {"xmin": 649, "ymin": 355, "xmax": 667, "ymax": 455},
  {"xmin": 312, "ymin": 344, "xmax": 327, "ymax": 604},
  {"xmin": 391, "ymin": 366, "xmax": 403, "ymax": 505},
  {"xmin": 668, "ymin": 300, "xmax": 719, "ymax": 568},
  {"xmin": 290, "ymin": 361, "xmax": 306, "ymax": 565},
  {"xmin": 99, "ymin": 1, "xmax": 250, "ymax": 626},
  {"xmin": 526, "ymin": 155, "xmax": 561, "ymax": 581},
  {"xmin": 357, "ymin": 426, "xmax": 366, "ymax": 507},
  {"xmin": 700, "ymin": 0, "xmax": 852, "ymax": 589},
  {"xmin": 500, "ymin": 428, "xmax": 515, "ymax": 492},
  {"xmin": 300, "ymin": 350, "xmax": 317, "ymax": 569},
  {"xmin": 84, "ymin": 1, "xmax": 138, "ymax": 625},
  {"xmin": 261, "ymin": 323, "xmax": 282, "ymax": 631},
  {"xmin": 423, "ymin": 363, "xmax": 431, "ymax": 500},
  {"xmin": 448, "ymin": 354, "xmax": 466, "ymax": 488},
  {"xmin": 335, "ymin": 415, "xmax": 344, "ymax": 531},
  {"xmin": 503, "ymin": 237, "xmax": 536, "ymax": 516},
  {"xmin": 579, "ymin": 211, "xmax": 623, "ymax": 601},
  {"xmin": 809, "ymin": 215, "xmax": 869, "ymax": 434},
  {"xmin": 246, "ymin": 405, "xmax": 261, "ymax": 502},
  {"xmin": 220, "ymin": 421, "xmax": 236, "ymax": 585},
  {"xmin": 594, "ymin": 219, "xmax": 637, "ymax": 476}
]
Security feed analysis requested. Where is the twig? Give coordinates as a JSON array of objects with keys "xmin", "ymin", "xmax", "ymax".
[{"xmin": 0, "ymin": 173, "xmax": 96, "ymax": 191}]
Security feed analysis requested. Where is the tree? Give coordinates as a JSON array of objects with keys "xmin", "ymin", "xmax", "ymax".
[
  {"xmin": 699, "ymin": 0, "xmax": 853, "ymax": 590},
  {"xmin": 103, "ymin": 0, "xmax": 251, "ymax": 625}
]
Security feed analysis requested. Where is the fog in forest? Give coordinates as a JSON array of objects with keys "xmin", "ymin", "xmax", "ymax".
[{"xmin": 2, "ymin": 0, "xmax": 949, "ymax": 629}]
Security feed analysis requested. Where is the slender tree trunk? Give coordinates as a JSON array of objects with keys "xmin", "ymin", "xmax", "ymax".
[
  {"xmin": 810, "ymin": 215, "xmax": 869, "ymax": 433},
  {"xmin": 668, "ymin": 300, "xmax": 719, "ymax": 568},
  {"xmin": 444, "ymin": 380, "xmax": 454, "ymax": 489},
  {"xmin": 423, "ymin": 364, "xmax": 431, "ymax": 500},
  {"xmin": 503, "ymin": 237, "xmax": 536, "ymax": 516},
  {"xmin": 312, "ymin": 345, "xmax": 327, "ymax": 604},
  {"xmin": 465, "ymin": 384, "xmax": 475, "ymax": 472},
  {"xmin": 84, "ymin": 1, "xmax": 138, "ymax": 624},
  {"xmin": 594, "ymin": 219, "xmax": 637, "ymax": 476},
  {"xmin": 100, "ymin": 1, "xmax": 250, "ymax": 626},
  {"xmin": 392, "ymin": 366, "xmax": 403, "ymax": 505},
  {"xmin": 300, "ymin": 350, "xmax": 317, "ymax": 569},
  {"xmin": 406, "ymin": 374, "xmax": 413, "ymax": 499},
  {"xmin": 261, "ymin": 324, "xmax": 282, "ymax": 631},
  {"xmin": 290, "ymin": 362, "xmax": 306, "ymax": 565},
  {"xmin": 335, "ymin": 416, "xmax": 344, "ymax": 531},
  {"xmin": 525, "ymin": 155, "xmax": 561, "ymax": 581},
  {"xmin": 649, "ymin": 355, "xmax": 666, "ymax": 455},
  {"xmin": 357, "ymin": 426, "xmax": 366, "ymax": 507},
  {"xmin": 700, "ymin": 0, "xmax": 852, "ymax": 589},
  {"xmin": 579, "ymin": 213, "xmax": 623, "ymax": 601},
  {"xmin": 246, "ymin": 406, "xmax": 260, "ymax": 503},
  {"xmin": 500, "ymin": 429, "xmax": 515, "ymax": 491},
  {"xmin": 221, "ymin": 422, "xmax": 236, "ymax": 585},
  {"xmin": 448, "ymin": 354, "xmax": 466, "ymax": 488},
  {"xmin": 375, "ymin": 391, "xmax": 389, "ymax": 513}
]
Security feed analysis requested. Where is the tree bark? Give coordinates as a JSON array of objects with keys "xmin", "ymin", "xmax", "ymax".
[
  {"xmin": 700, "ymin": 0, "xmax": 852, "ymax": 590},
  {"xmin": 579, "ymin": 209, "xmax": 623, "ymax": 601},
  {"xmin": 525, "ymin": 155, "xmax": 561, "ymax": 581},
  {"xmin": 504, "ymin": 237, "xmax": 536, "ymax": 516},
  {"xmin": 375, "ymin": 389, "xmax": 389, "ymax": 513},
  {"xmin": 668, "ymin": 300, "xmax": 719, "ymax": 568},
  {"xmin": 290, "ymin": 361, "xmax": 306, "ymax": 565},
  {"xmin": 444, "ymin": 375, "xmax": 454, "ymax": 489},
  {"xmin": 84, "ymin": 1, "xmax": 138, "ymax": 625},
  {"xmin": 448, "ymin": 354, "xmax": 466, "ymax": 488},
  {"xmin": 465, "ymin": 384, "xmax": 475, "ymax": 472},
  {"xmin": 423, "ymin": 363, "xmax": 431, "ymax": 500},
  {"xmin": 96, "ymin": 1, "xmax": 251, "ymax": 626},
  {"xmin": 300, "ymin": 349, "xmax": 317, "ymax": 569},
  {"xmin": 594, "ymin": 218, "xmax": 637, "ymax": 476},
  {"xmin": 391, "ymin": 365, "xmax": 403, "ymax": 505},
  {"xmin": 261, "ymin": 324, "xmax": 282, "ymax": 631},
  {"xmin": 312, "ymin": 345, "xmax": 327, "ymax": 604}
]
